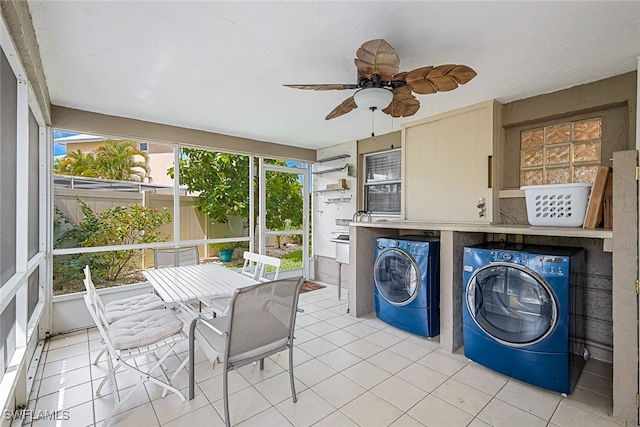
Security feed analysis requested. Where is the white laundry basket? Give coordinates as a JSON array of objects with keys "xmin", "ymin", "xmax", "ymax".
[{"xmin": 521, "ymin": 183, "xmax": 592, "ymax": 227}]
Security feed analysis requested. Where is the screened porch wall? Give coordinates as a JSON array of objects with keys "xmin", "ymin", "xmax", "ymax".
[{"xmin": 0, "ymin": 37, "xmax": 48, "ymax": 419}]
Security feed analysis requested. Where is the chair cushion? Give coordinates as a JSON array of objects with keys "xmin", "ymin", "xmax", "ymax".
[
  {"xmin": 194, "ymin": 317, "xmax": 228, "ymax": 363},
  {"xmin": 104, "ymin": 293, "xmax": 165, "ymax": 323},
  {"xmin": 109, "ymin": 309, "xmax": 183, "ymax": 350}
]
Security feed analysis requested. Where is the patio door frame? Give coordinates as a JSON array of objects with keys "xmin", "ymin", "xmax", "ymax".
[{"xmin": 258, "ymin": 158, "xmax": 310, "ymax": 278}]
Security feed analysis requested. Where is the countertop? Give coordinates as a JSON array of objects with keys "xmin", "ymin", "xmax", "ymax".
[{"xmin": 349, "ymin": 220, "xmax": 612, "ymax": 239}]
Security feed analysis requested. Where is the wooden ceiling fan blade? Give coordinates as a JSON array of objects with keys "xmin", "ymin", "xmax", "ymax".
[
  {"xmin": 446, "ymin": 65, "xmax": 477, "ymax": 84},
  {"xmin": 404, "ymin": 66, "xmax": 437, "ymax": 94},
  {"xmin": 404, "ymin": 63, "xmax": 477, "ymax": 94},
  {"xmin": 392, "ymin": 71, "xmax": 408, "ymax": 82},
  {"xmin": 284, "ymin": 83, "xmax": 359, "ymax": 91},
  {"xmin": 406, "ymin": 80, "xmax": 437, "ymax": 94},
  {"xmin": 354, "ymin": 59, "xmax": 398, "ymax": 80},
  {"xmin": 426, "ymin": 64, "xmax": 476, "ymax": 89},
  {"xmin": 428, "ymin": 64, "xmax": 457, "ymax": 76},
  {"xmin": 382, "ymin": 87, "xmax": 420, "ymax": 118},
  {"xmin": 355, "ymin": 39, "xmax": 400, "ymax": 78},
  {"xmin": 427, "ymin": 76, "xmax": 459, "ymax": 92},
  {"xmin": 392, "ymin": 85, "xmax": 413, "ymax": 96},
  {"xmin": 326, "ymin": 96, "xmax": 358, "ymax": 120}
]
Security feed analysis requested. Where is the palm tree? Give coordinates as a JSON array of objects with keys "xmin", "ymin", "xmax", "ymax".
[
  {"xmin": 94, "ymin": 140, "xmax": 151, "ymax": 182},
  {"xmin": 54, "ymin": 149, "xmax": 99, "ymax": 177},
  {"xmin": 53, "ymin": 139, "xmax": 151, "ymax": 183}
]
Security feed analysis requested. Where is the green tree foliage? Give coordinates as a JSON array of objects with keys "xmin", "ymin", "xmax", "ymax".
[
  {"xmin": 170, "ymin": 150, "xmax": 304, "ymax": 246},
  {"xmin": 54, "ymin": 139, "xmax": 151, "ymax": 182},
  {"xmin": 170, "ymin": 151, "xmax": 250, "ymax": 225},
  {"xmin": 54, "ymin": 199, "xmax": 171, "ymax": 285},
  {"xmin": 54, "ymin": 149, "xmax": 99, "ymax": 177},
  {"xmin": 266, "ymin": 170, "xmax": 304, "ymax": 247}
]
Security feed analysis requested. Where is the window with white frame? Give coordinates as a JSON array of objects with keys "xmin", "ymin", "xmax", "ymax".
[
  {"xmin": 51, "ymin": 140, "xmax": 309, "ymax": 295},
  {"xmin": 0, "ymin": 38, "xmax": 46, "ymax": 399},
  {"xmin": 364, "ymin": 149, "xmax": 401, "ymax": 215},
  {"xmin": 1, "ymin": 47, "xmax": 18, "ymax": 384}
]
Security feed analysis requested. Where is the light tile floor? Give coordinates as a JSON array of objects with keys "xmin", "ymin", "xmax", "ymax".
[{"xmin": 22, "ymin": 285, "xmax": 625, "ymax": 427}]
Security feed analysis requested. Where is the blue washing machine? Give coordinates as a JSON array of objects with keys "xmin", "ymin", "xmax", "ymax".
[
  {"xmin": 374, "ymin": 236, "xmax": 440, "ymax": 338},
  {"xmin": 462, "ymin": 242, "xmax": 586, "ymax": 394}
]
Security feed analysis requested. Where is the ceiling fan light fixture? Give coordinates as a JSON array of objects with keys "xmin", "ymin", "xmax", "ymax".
[{"xmin": 353, "ymin": 87, "xmax": 393, "ymax": 111}]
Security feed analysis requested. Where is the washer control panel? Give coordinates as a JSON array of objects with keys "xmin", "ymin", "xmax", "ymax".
[
  {"xmin": 488, "ymin": 251, "xmax": 570, "ymax": 276},
  {"xmin": 528, "ymin": 255, "xmax": 569, "ymax": 276},
  {"xmin": 490, "ymin": 251, "xmax": 528, "ymax": 266}
]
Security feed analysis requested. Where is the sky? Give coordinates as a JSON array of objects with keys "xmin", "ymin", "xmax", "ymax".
[{"xmin": 53, "ymin": 130, "xmax": 74, "ymax": 156}]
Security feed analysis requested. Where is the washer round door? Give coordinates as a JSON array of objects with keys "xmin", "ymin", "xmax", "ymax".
[
  {"xmin": 374, "ymin": 247, "xmax": 421, "ymax": 306},
  {"xmin": 466, "ymin": 262, "xmax": 558, "ymax": 347}
]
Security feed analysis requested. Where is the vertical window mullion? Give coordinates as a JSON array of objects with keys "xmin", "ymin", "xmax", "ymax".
[
  {"xmin": 39, "ymin": 126, "xmax": 48, "ymax": 293},
  {"xmin": 15, "ymin": 79, "xmax": 29, "ymax": 348},
  {"xmin": 173, "ymin": 146, "xmax": 180, "ymax": 246}
]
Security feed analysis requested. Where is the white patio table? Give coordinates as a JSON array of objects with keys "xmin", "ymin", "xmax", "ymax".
[{"xmin": 142, "ymin": 263, "xmax": 258, "ymax": 314}]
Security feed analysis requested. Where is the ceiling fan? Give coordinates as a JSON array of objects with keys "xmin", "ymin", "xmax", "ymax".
[{"xmin": 284, "ymin": 39, "xmax": 477, "ymax": 120}]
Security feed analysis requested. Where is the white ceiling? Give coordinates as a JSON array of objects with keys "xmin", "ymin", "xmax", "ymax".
[{"xmin": 28, "ymin": 1, "xmax": 640, "ymax": 150}]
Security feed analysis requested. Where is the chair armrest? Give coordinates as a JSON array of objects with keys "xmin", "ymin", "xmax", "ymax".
[{"xmin": 189, "ymin": 316, "xmax": 226, "ymax": 336}]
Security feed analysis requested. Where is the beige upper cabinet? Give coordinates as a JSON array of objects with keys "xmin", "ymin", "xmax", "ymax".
[{"xmin": 402, "ymin": 100, "xmax": 502, "ymax": 223}]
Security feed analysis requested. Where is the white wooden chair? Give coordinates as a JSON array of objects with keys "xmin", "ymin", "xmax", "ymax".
[
  {"xmin": 240, "ymin": 251, "xmax": 263, "ymax": 280},
  {"xmin": 256, "ymin": 253, "xmax": 281, "ymax": 282},
  {"xmin": 84, "ymin": 266, "xmax": 165, "ymax": 364},
  {"xmin": 83, "ymin": 266, "xmax": 165, "ymax": 323},
  {"xmin": 204, "ymin": 252, "xmax": 283, "ymax": 316},
  {"xmin": 188, "ymin": 277, "xmax": 304, "ymax": 427},
  {"xmin": 83, "ymin": 292, "xmax": 187, "ymax": 427}
]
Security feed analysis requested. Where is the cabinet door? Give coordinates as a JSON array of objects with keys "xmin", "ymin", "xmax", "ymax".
[{"xmin": 403, "ymin": 101, "xmax": 498, "ymax": 223}]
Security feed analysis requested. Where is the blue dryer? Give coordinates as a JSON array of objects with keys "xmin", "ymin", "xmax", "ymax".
[
  {"xmin": 462, "ymin": 243, "xmax": 586, "ymax": 394},
  {"xmin": 374, "ymin": 236, "xmax": 440, "ymax": 338}
]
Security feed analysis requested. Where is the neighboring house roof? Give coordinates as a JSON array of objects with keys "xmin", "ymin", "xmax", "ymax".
[{"xmin": 53, "ymin": 133, "xmax": 107, "ymax": 145}]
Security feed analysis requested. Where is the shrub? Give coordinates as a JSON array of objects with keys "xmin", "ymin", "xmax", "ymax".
[{"xmin": 55, "ymin": 198, "xmax": 171, "ymax": 283}]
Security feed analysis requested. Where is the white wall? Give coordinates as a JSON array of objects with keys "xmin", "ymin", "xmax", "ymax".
[{"xmin": 313, "ymin": 142, "xmax": 357, "ymax": 259}]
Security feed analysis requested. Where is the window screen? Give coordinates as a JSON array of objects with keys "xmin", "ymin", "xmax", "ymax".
[
  {"xmin": 29, "ymin": 110, "xmax": 39, "ymax": 258},
  {"xmin": 28, "ymin": 267, "xmax": 39, "ymax": 320},
  {"xmin": 1, "ymin": 47, "xmax": 17, "ymax": 287},
  {"xmin": 1, "ymin": 297, "xmax": 16, "ymax": 381},
  {"xmin": 364, "ymin": 149, "xmax": 401, "ymax": 215},
  {"xmin": 0, "ymin": 46, "xmax": 18, "ymax": 383}
]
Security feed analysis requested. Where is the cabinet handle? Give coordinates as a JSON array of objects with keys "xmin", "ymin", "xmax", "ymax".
[{"xmin": 487, "ymin": 156, "xmax": 493, "ymax": 189}]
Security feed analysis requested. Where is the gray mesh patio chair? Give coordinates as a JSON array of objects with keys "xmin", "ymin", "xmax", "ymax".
[
  {"xmin": 153, "ymin": 246, "xmax": 200, "ymax": 268},
  {"xmin": 188, "ymin": 276, "xmax": 304, "ymax": 427},
  {"xmin": 154, "ymin": 246, "xmax": 201, "ymax": 310}
]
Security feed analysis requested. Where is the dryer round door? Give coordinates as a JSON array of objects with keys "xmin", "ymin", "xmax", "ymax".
[
  {"xmin": 374, "ymin": 247, "xmax": 421, "ymax": 306},
  {"xmin": 465, "ymin": 262, "xmax": 558, "ymax": 347}
]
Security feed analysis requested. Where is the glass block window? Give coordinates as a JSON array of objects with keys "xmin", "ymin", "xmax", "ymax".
[
  {"xmin": 364, "ymin": 149, "xmax": 401, "ymax": 215},
  {"xmin": 520, "ymin": 118, "xmax": 601, "ymax": 186}
]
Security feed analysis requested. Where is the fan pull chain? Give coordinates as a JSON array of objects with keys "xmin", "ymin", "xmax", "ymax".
[
  {"xmin": 371, "ymin": 107, "xmax": 375, "ymax": 137},
  {"xmin": 391, "ymin": 101, "xmax": 395, "ymax": 133}
]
